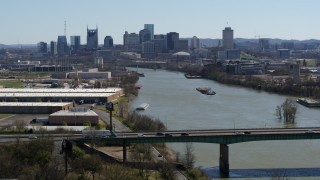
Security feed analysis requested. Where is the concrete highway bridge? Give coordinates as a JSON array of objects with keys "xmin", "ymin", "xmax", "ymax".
[{"xmin": 76, "ymin": 127, "xmax": 320, "ymax": 176}]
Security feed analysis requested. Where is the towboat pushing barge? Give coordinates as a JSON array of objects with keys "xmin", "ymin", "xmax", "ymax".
[
  {"xmin": 296, "ymin": 98, "xmax": 320, "ymax": 107},
  {"xmin": 196, "ymin": 87, "xmax": 216, "ymax": 95}
]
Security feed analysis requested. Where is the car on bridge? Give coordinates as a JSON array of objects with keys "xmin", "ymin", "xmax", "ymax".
[
  {"xmin": 28, "ymin": 135, "xmax": 38, "ymax": 139},
  {"xmin": 181, "ymin": 132, "xmax": 189, "ymax": 136},
  {"xmin": 165, "ymin": 133, "xmax": 173, "ymax": 137},
  {"xmin": 156, "ymin": 132, "xmax": 165, "ymax": 136},
  {"xmin": 305, "ymin": 130, "xmax": 315, "ymax": 133},
  {"xmin": 235, "ymin": 131, "xmax": 245, "ymax": 135}
]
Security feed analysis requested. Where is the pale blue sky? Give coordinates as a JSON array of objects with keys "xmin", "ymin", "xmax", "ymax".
[{"xmin": 1, "ymin": 0, "xmax": 319, "ymax": 44}]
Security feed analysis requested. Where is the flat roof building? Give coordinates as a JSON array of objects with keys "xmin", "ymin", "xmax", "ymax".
[
  {"xmin": 49, "ymin": 109, "xmax": 99, "ymax": 125},
  {"xmin": 0, "ymin": 88, "xmax": 123, "ymax": 104},
  {"xmin": 222, "ymin": 27, "xmax": 234, "ymax": 49},
  {"xmin": 0, "ymin": 102, "xmax": 73, "ymax": 114}
]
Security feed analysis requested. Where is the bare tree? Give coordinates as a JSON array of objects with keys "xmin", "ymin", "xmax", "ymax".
[
  {"xmin": 131, "ymin": 144, "xmax": 152, "ymax": 176},
  {"xmin": 159, "ymin": 161, "xmax": 175, "ymax": 180},
  {"xmin": 281, "ymin": 98, "xmax": 297, "ymax": 123},
  {"xmin": 275, "ymin": 105, "xmax": 282, "ymax": 119},
  {"xmin": 103, "ymin": 164, "xmax": 140, "ymax": 180},
  {"xmin": 13, "ymin": 119, "xmax": 27, "ymax": 130},
  {"xmin": 183, "ymin": 142, "xmax": 195, "ymax": 169}
]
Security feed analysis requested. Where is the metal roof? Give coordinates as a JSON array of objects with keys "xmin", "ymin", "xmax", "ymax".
[
  {"xmin": 50, "ymin": 110, "xmax": 98, "ymax": 116},
  {"xmin": 0, "ymin": 102, "xmax": 72, "ymax": 106},
  {"xmin": 0, "ymin": 92, "xmax": 114, "ymax": 97},
  {"xmin": 0, "ymin": 88, "xmax": 122, "ymax": 93}
]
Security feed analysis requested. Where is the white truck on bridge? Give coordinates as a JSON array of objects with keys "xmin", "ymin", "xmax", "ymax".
[{"xmin": 82, "ymin": 130, "xmax": 111, "ymax": 138}]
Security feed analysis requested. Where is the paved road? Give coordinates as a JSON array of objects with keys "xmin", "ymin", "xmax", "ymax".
[
  {"xmin": 93, "ymin": 108, "xmax": 188, "ymax": 180},
  {"xmin": 93, "ymin": 109, "xmax": 130, "ymax": 132}
]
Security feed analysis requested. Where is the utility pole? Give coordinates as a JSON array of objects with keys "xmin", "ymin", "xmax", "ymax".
[{"xmin": 106, "ymin": 102, "xmax": 114, "ymax": 132}]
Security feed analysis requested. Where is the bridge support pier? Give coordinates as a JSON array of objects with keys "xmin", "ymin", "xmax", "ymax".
[
  {"xmin": 123, "ymin": 142, "xmax": 127, "ymax": 163},
  {"xmin": 219, "ymin": 144, "xmax": 229, "ymax": 176}
]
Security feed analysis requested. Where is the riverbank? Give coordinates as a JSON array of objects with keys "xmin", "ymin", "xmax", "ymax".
[
  {"xmin": 168, "ymin": 63, "xmax": 320, "ymax": 99},
  {"xmin": 128, "ymin": 67, "xmax": 320, "ymax": 179}
]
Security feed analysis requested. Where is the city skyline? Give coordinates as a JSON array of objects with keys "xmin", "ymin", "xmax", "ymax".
[{"xmin": 1, "ymin": 0, "xmax": 320, "ymax": 44}]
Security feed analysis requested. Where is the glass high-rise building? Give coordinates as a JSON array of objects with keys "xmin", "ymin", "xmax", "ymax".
[
  {"xmin": 57, "ymin": 36, "xmax": 68, "ymax": 55},
  {"xmin": 50, "ymin": 41, "xmax": 57, "ymax": 55},
  {"xmin": 144, "ymin": 24, "xmax": 154, "ymax": 39},
  {"xmin": 37, "ymin": 42, "xmax": 47, "ymax": 54},
  {"xmin": 104, "ymin": 36, "xmax": 113, "ymax": 48},
  {"xmin": 166, "ymin": 32, "xmax": 179, "ymax": 51},
  {"xmin": 139, "ymin": 29, "xmax": 151, "ymax": 44},
  {"xmin": 87, "ymin": 27, "xmax": 98, "ymax": 49},
  {"xmin": 190, "ymin": 36, "xmax": 200, "ymax": 49},
  {"xmin": 70, "ymin": 36, "xmax": 81, "ymax": 51}
]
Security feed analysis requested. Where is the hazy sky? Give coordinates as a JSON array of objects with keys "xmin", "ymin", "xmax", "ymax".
[{"xmin": 1, "ymin": 0, "xmax": 319, "ymax": 44}]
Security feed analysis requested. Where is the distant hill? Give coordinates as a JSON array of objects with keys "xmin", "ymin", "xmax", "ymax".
[
  {"xmin": 0, "ymin": 44, "xmax": 37, "ymax": 49},
  {"xmin": 0, "ymin": 44, "xmax": 8, "ymax": 48},
  {"xmin": 182, "ymin": 38, "xmax": 320, "ymax": 47}
]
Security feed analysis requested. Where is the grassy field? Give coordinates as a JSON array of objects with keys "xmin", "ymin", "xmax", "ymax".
[
  {"xmin": 0, "ymin": 114, "xmax": 13, "ymax": 119},
  {"xmin": 0, "ymin": 81, "xmax": 23, "ymax": 88},
  {"xmin": 306, "ymin": 59, "xmax": 317, "ymax": 67}
]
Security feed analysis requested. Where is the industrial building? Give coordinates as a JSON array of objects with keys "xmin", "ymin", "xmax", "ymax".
[
  {"xmin": 68, "ymin": 72, "xmax": 111, "ymax": 79},
  {"xmin": 0, "ymin": 88, "xmax": 124, "ymax": 103},
  {"xmin": 48, "ymin": 109, "xmax": 99, "ymax": 125},
  {"xmin": 0, "ymin": 102, "xmax": 74, "ymax": 114}
]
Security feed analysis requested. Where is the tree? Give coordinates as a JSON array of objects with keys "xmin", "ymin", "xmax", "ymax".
[
  {"xmin": 72, "ymin": 155, "xmax": 102, "ymax": 180},
  {"xmin": 103, "ymin": 164, "xmax": 140, "ymax": 180},
  {"xmin": 83, "ymin": 120, "xmax": 92, "ymax": 127},
  {"xmin": 61, "ymin": 121, "xmax": 68, "ymax": 126},
  {"xmin": 183, "ymin": 142, "xmax": 195, "ymax": 169},
  {"xmin": 275, "ymin": 105, "xmax": 282, "ymax": 119},
  {"xmin": 13, "ymin": 119, "xmax": 27, "ymax": 130},
  {"xmin": 159, "ymin": 161, "xmax": 175, "ymax": 180},
  {"xmin": 131, "ymin": 144, "xmax": 152, "ymax": 176},
  {"xmin": 281, "ymin": 98, "xmax": 297, "ymax": 123}
]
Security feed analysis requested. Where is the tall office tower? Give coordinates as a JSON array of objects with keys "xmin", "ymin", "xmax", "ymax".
[
  {"xmin": 37, "ymin": 42, "xmax": 47, "ymax": 53},
  {"xmin": 142, "ymin": 41, "xmax": 155, "ymax": 58},
  {"xmin": 154, "ymin": 34, "xmax": 166, "ymax": 40},
  {"xmin": 139, "ymin": 29, "xmax": 151, "ymax": 44},
  {"xmin": 104, "ymin": 36, "xmax": 113, "ymax": 48},
  {"xmin": 153, "ymin": 34, "xmax": 167, "ymax": 51},
  {"xmin": 87, "ymin": 26, "xmax": 98, "ymax": 49},
  {"xmin": 50, "ymin": 41, "xmax": 57, "ymax": 55},
  {"xmin": 123, "ymin": 31, "xmax": 140, "ymax": 51},
  {"xmin": 57, "ymin": 36, "xmax": 69, "ymax": 55},
  {"xmin": 190, "ymin": 36, "xmax": 200, "ymax": 49},
  {"xmin": 70, "ymin": 36, "xmax": 81, "ymax": 51},
  {"xmin": 166, "ymin": 32, "xmax": 179, "ymax": 50},
  {"xmin": 281, "ymin": 41, "xmax": 294, "ymax": 50},
  {"xmin": 222, "ymin": 27, "xmax": 234, "ymax": 49},
  {"xmin": 144, "ymin": 24, "xmax": 154, "ymax": 39},
  {"xmin": 259, "ymin": 38, "xmax": 270, "ymax": 51}
]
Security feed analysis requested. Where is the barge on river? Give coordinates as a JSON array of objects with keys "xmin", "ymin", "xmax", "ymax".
[
  {"xmin": 296, "ymin": 98, "xmax": 320, "ymax": 107},
  {"xmin": 196, "ymin": 87, "xmax": 216, "ymax": 95}
]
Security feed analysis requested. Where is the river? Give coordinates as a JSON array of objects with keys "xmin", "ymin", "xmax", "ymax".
[{"xmin": 129, "ymin": 68, "xmax": 320, "ymax": 179}]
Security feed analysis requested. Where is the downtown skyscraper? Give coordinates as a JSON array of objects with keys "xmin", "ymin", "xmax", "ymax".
[
  {"xmin": 87, "ymin": 26, "xmax": 98, "ymax": 49},
  {"xmin": 144, "ymin": 24, "xmax": 154, "ymax": 40}
]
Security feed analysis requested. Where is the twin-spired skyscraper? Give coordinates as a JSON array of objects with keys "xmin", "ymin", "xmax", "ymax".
[{"xmin": 87, "ymin": 26, "xmax": 98, "ymax": 49}]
